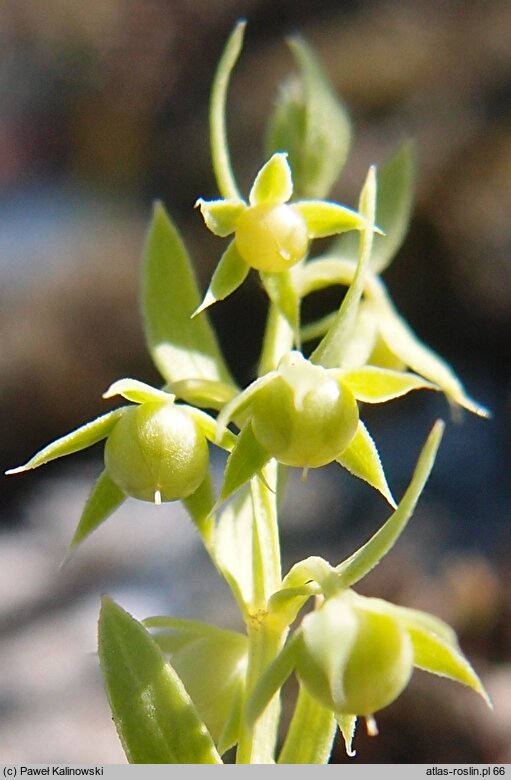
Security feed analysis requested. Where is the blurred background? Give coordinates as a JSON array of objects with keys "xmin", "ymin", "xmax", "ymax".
[{"xmin": 0, "ymin": 0, "xmax": 510, "ymax": 764}]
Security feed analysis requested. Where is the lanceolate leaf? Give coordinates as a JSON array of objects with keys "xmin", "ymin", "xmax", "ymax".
[
  {"xmin": 337, "ymin": 421, "xmax": 396, "ymax": 507},
  {"xmin": 266, "ymin": 37, "xmax": 351, "ymax": 200},
  {"xmin": 6, "ymin": 408, "xmax": 126, "ymax": 474},
  {"xmin": 278, "ymin": 685, "xmax": 337, "ymax": 764},
  {"xmin": 215, "ymin": 486, "xmax": 256, "ymax": 611},
  {"xmin": 331, "ymin": 141, "xmax": 416, "ymax": 274},
  {"xmin": 142, "ymin": 202, "xmax": 235, "ymax": 387},
  {"xmin": 98, "ymin": 597, "xmax": 222, "ymax": 764},
  {"xmin": 67, "ymin": 469, "xmax": 126, "ymax": 554},
  {"xmin": 336, "ymin": 420, "xmax": 444, "ymax": 588},
  {"xmin": 310, "ymin": 167, "xmax": 377, "ymax": 369},
  {"xmin": 210, "ymin": 21, "xmax": 245, "ymax": 200}
]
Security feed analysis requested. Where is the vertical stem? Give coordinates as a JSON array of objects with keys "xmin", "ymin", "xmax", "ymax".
[
  {"xmin": 277, "ymin": 686, "xmax": 336, "ymax": 764},
  {"xmin": 236, "ymin": 303, "xmax": 294, "ymax": 764}
]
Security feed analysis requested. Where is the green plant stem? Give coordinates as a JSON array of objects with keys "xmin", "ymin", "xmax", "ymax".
[
  {"xmin": 258, "ymin": 304, "xmax": 294, "ymax": 376},
  {"xmin": 278, "ymin": 685, "xmax": 336, "ymax": 764},
  {"xmin": 236, "ymin": 303, "xmax": 294, "ymax": 763}
]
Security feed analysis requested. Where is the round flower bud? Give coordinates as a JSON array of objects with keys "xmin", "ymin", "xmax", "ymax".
[
  {"xmin": 235, "ymin": 203, "xmax": 309, "ymax": 272},
  {"xmin": 251, "ymin": 358, "xmax": 359, "ymax": 469},
  {"xmin": 297, "ymin": 594, "xmax": 414, "ymax": 716},
  {"xmin": 104, "ymin": 402, "xmax": 209, "ymax": 502}
]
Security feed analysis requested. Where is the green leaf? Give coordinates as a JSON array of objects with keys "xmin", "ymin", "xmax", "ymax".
[
  {"xmin": 6, "ymin": 408, "xmax": 125, "ymax": 474},
  {"xmin": 370, "ymin": 141, "xmax": 416, "ymax": 273},
  {"xmin": 336, "ymin": 420, "xmax": 396, "ymax": 508},
  {"xmin": 310, "ymin": 166, "xmax": 377, "ymax": 369},
  {"xmin": 259, "ymin": 270, "xmax": 300, "ymax": 346},
  {"xmin": 196, "ymin": 198, "xmax": 246, "ymax": 237},
  {"xmin": 210, "ymin": 21, "xmax": 245, "ymax": 200},
  {"xmin": 182, "ymin": 472, "xmax": 216, "ymax": 541},
  {"xmin": 249, "ymin": 153, "xmax": 293, "ymax": 205},
  {"xmin": 98, "ymin": 597, "xmax": 222, "ymax": 764},
  {"xmin": 142, "ymin": 202, "xmax": 235, "ymax": 387},
  {"xmin": 193, "ymin": 241, "xmax": 249, "ymax": 317},
  {"xmin": 66, "ymin": 469, "xmax": 126, "ymax": 555},
  {"xmin": 266, "ymin": 37, "xmax": 351, "ymax": 200},
  {"xmin": 217, "ymin": 421, "xmax": 271, "ymax": 507},
  {"xmin": 330, "ymin": 141, "xmax": 416, "ymax": 274},
  {"xmin": 146, "ymin": 619, "xmax": 248, "ymax": 752},
  {"xmin": 103, "ymin": 378, "xmax": 174, "ymax": 405},
  {"xmin": 336, "ymin": 420, "xmax": 444, "ymax": 588},
  {"xmin": 292, "ymin": 200, "xmax": 364, "ymax": 238},
  {"xmin": 407, "ymin": 624, "xmax": 491, "ymax": 706},
  {"xmin": 215, "ymin": 372, "xmax": 277, "ymax": 437},
  {"xmin": 278, "ymin": 684, "xmax": 336, "ymax": 764},
  {"xmin": 339, "ymin": 366, "xmax": 436, "ymax": 403}
]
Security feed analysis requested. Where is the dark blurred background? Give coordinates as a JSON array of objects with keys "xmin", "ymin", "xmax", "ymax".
[{"xmin": 0, "ymin": 0, "xmax": 510, "ymax": 764}]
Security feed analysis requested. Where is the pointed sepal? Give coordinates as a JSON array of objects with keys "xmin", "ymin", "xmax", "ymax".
[
  {"xmin": 292, "ymin": 200, "xmax": 364, "ymax": 238},
  {"xmin": 103, "ymin": 378, "xmax": 174, "ymax": 406},
  {"xmin": 65, "ymin": 469, "xmax": 126, "ymax": 557},
  {"xmin": 339, "ymin": 366, "xmax": 436, "ymax": 404},
  {"xmin": 337, "ymin": 420, "xmax": 396, "ymax": 507},
  {"xmin": 249, "ymin": 153, "xmax": 293, "ymax": 206},
  {"xmin": 195, "ymin": 198, "xmax": 246, "ymax": 237},
  {"xmin": 216, "ymin": 421, "xmax": 271, "ymax": 508},
  {"xmin": 6, "ymin": 408, "xmax": 125, "ymax": 474},
  {"xmin": 193, "ymin": 241, "xmax": 249, "ymax": 317}
]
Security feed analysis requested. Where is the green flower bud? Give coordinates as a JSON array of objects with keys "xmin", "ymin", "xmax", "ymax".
[
  {"xmin": 251, "ymin": 354, "xmax": 359, "ymax": 468},
  {"xmin": 104, "ymin": 402, "xmax": 209, "ymax": 503},
  {"xmin": 296, "ymin": 593, "xmax": 414, "ymax": 716},
  {"xmin": 235, "ymin": 203, "xmax": 309, "ymax": 272}
]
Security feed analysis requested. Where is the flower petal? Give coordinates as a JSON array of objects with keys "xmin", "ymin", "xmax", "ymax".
[
  {"xmin": 195, "ymin": 198, "xmax": 246, "ymax": 237},
  {"xmin": 103, "ymin": 378, "xmax": 174, "ymax": 405},
  {"xmin": 249, "ymin": 153, "xmax": 293, "ymax": 205},
  {"xmin": 292, "ymin": 200, "xmax": 364, "ymax": 238}
]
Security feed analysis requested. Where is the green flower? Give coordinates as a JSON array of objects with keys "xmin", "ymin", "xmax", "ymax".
[
  {"xmin": 214, "ymin": 351, "xmax": 438, "ymax": 509},
  {"xmin": 194, "ymin": 152, "xmax": 366, "ymax": 314}
]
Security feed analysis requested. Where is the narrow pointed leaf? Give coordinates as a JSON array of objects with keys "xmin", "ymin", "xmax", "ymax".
[
  {"xmin": 218, "ymin": 421, "xmax": 271, "ymax": 507},
  {"xmin": 103, "ymin": 378, "xmax": 174, "ymax": 405},
  {"xmin": 292, "ymin": 200, "xmax": 364, "ymax": 238},
  {"xmin": 385, "ymin": 603, "xmax": 458, "ymax": 646},
  {"xmin": 98, "ymin": 597, "xmax": 222, "ymax": 764},
  {"xmin": 340, "ymin": 366, "xmax": 436, "ymax": 403},
  {"xmin": 336, "ymin": 420, "xmax": 444, "ymax": 588},
  {"xmin": 260, "ymin": 270, "xmax": 300, "ymax": 346},
  {"xmin": 336, "ymin": 714, "xmax": 358, "ymax": 758},
  {"xmin": 215, "ymin": 372, "xmax": 277, "ymax": 437},
  {"xmin": 266, "ymin": 37, "xmax": 351, "ymax": 199},
  {"xmin": 182, "ymin": 472, "xmax": 216, "ymax": 540},
  {"xmin": 376, "ymin": 292, "xmax": 489, "ymax": 417},
  {"xmin": 310, "ymin": 166, "xmax": 377, "ymax": 369},
  {"xmin": 407, "ymin": 624, "xmax": 491, "ymax": 706},
  {"xmin": 330, "ymin": 141, "xmax": 416, "ymax": 273},
  {"xmin": 337, "ymin": 420, "xmax": 396, "ymax": 507},
  {"xmin": 185, "ymin": 406, "xmax": 236, "ymax": 451},
  {"xmin": 196, "ymin": 198, "xmax": 246, "ymax": 237},
  {"xmin": 210, "ymin": 21, "xmax": 245, "ymax": 200},
  {"xmin": 67, "ymin": 469, "xmax": 126, "ymax": 553},
  {"xmin": 142, "ymin": 202, "xmax": 235, "ymax": 386},
  {"xmin": 333, "ymin": 301, "xmax": 379, "ymax": 369},
  {"xmin": 6, "ymin": 408, "xmax": 125, "ymax": 474},
  {"xmin": 193, "ymin": 241, "xmax": 249, "ymax": 316},
  {"xmin": 278, "ymin": 685, "xmax": 336, "ymax": 764}
]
